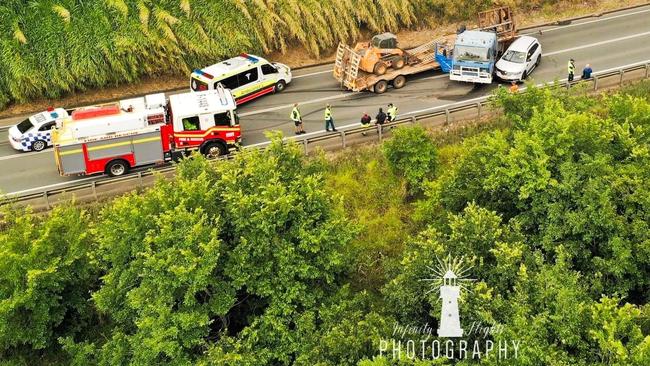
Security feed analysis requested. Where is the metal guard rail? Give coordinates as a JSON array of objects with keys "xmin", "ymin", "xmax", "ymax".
[{"xmin": 2, "ymin": 61, "xmax": 649, "ymax": 209}]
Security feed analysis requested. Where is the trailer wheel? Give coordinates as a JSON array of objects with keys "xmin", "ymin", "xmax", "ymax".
[
  {"xmin": 274, "ymin": 80, "xmax": 287, "ymax": 93},
  {"xmin": 392, "ymin": 75, "xmax": 406, "ymax": 89},
  {"xmin": 393, "ymin": 56, "xmax": 405, "ymax": 70},
  {"xmin": 373, "ymin": 62, "xmax": 387, "ymax": 76},
  {"xmin": 106, "ymin": 159, "xmax": 129, "ymax": 177},
  {"xmin": 202, "ymin": 141, "xmax": 227, "ymax": 159},
  {"xmin": 373, "ymin": 80, "xmax": 388, "ymax": 94}
]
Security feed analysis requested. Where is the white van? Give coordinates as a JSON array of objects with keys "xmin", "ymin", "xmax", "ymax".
[{"xmin": 190, "ymin": 54, "xmax": 292, "ymax": 104}]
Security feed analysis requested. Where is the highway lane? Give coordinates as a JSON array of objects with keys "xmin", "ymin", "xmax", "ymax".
[{"xmin": 0, "ymin": 5, "xmax": 649, "ymax": 195}]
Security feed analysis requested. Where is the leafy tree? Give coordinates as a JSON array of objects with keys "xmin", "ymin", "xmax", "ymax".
[
  {"xmin": 63, "ymin": 138, "xmax": 356, "ymax": 365},
  {"xmin": 0, "ymin": 205, "xmax": 97, "ymax": 361},
  {"xmin": 383, "ymin": 125, "xmax": 439, "ymax": 195},
  {"xmin": 427, "ymin": 89, "xmax": 650, "ymax": 301},
  {"xmin": 589, "ymin": 297, "xmax": 650, "ymax": 365},
  {"xmin": 293, "ymin": 286, "xmax": 393, "ymax": 366}
]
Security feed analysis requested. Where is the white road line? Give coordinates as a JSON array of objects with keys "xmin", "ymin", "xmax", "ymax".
[
  {"xmin": 241, "ymin": 73, "xmax": 449, "ymax": 117},
  {"xmin": 522, "ymin": 7, "xmax": 650, "ymax": 35},
  {"xmin": 0, "ymin": 149, "xmax": 51, "ymax": 161},
  {"xmin": 542, "ymin": 31, "xmax": 650, "ymax": 57},
  {"xmin": 239, "ymin": 93, "xmax": 352, "ymax": 117},
  {"xmin": 294, "ymin": 70, "xmax": 332, "ymax": 79}
]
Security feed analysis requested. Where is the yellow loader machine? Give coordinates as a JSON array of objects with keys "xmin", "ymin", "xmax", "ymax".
[{"xmin": 355, "ymin": 32, "xmax": 407, "ymax": 75}]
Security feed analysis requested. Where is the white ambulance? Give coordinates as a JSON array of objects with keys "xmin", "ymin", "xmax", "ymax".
[
  {"xmin": 8, "ymin": 108, "xmax": 70, "ymax": 152},
  {"xmin": 190, "ymin": 53, "xmax": 292, "ymax": 105}
]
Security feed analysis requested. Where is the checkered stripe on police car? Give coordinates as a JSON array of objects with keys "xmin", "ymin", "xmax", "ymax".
[{"xmin": 21, "ymin": 132, "xmax": 52, "ymax": 149}]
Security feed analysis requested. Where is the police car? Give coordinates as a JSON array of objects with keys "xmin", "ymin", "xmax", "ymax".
[
  {"xmin": 8, "ymin": 107, "xmax": 69, "ymax": 152},
  {"xmin": 190, "ymin": 53, "xmax": 292, "ymax": 105}
]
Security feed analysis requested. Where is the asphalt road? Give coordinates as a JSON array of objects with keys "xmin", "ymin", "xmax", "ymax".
[{"xmin": 1, "ymin": 5, "xmax": 649, "ymax": 195}]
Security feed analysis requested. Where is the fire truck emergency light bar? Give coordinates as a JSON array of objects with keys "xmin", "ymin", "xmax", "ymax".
[
  {"xmin": 193, "ymin": 69, "xmax": 214, "ymax": 79},
  {"xmin": 72, "ymin": 104, "xmax": 120, "ymax": 121}
]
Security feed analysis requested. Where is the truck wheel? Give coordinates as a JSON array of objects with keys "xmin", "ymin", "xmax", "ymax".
[
  {"xmin": 106, "ymin": 159, "xmax": 129, "ymax": 177},
  {"xmin": 202, "ymin": 141, "xmax": 227, "ymax": 159},
  {"xmin": 274, "ymin": 80, "xmax": 286, "ymax": 93},
  {"xmin": 393, "ymin": 56, "xmax": 405, "ymax": 69},
  {"xmin": 392, "ymin": 75, "xmax": 406, "ymax": 89},
  {"xmin": 373, "ymin": 62, "xmax": 387, "ymax": 76},
  {"xmin": 373, "ymin": 80, "xmax": 388, "ymax": 94},
  {"xmin": 31, "ymin": 140, "xmax": 46, "ymax": 152}
]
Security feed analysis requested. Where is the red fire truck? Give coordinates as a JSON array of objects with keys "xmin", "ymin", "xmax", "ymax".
[{"xmin": 52, "ymin": 87, "xmax": 240, "ymax": 177}]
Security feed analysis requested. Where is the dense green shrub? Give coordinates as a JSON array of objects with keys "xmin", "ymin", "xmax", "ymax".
[
  {"xmin": 382, "ymin": 125, "xmax": 439, "ymax": 195},
  {"xmin": 63, "ymin": 140, "xmax": 355, "ymax": 365},
  {"xmin": 0, "ymin": 205, "xmax": 97, "ymax": 360},
  {"xmin": 326, "ymin": 147, "xmax": 412, "ymax": 289}
]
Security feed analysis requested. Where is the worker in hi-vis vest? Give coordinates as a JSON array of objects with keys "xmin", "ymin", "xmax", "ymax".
[
  {"xmin": 387, "ymin": 103, "xmax": 398, "ymax": 122},
  {"xmin": 324, "ymin": 104, "xmax": 337, "ymax": 132},
  {"xmin": 291, "ymin": 103, "xmax": 305, "ymax": 135},
  {"xmin": 568, "ymin": 58, "xmax": 575, "ymax": 82}
]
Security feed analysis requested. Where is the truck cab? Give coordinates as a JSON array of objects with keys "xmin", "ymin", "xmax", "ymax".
[
  {"xmin": 450, "ymin": 30, "xmax": 498, "ymax": 84},
  {"xmin": 168, "ymin": 87, "xmax": 241, "ymax": 158}
]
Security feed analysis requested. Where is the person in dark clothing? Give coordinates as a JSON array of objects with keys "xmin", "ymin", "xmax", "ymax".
[
  {"xmin": 375, "ymin": 108, "xmax": 387, "ymax": 134},
  {"xmin": 360, "ymin": 112, "xmax": 372, "ymax": 136},
  {"xmin": 582, "ymin": 64, "xmax": 593, "ymax": 80}
]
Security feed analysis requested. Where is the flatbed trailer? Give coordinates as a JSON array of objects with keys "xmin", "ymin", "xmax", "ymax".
[{"xmin": 333, "ymin": 38, "xmax": 450, "ymax": 94}]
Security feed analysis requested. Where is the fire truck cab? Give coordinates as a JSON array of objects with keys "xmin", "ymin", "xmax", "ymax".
[
  {"xmin": 53, "ymin": 87, "xmax": 240, "ymax": 177},
  {"xmin": 167, "ymin": 87, "xmax": 240, "ymax": 159}
]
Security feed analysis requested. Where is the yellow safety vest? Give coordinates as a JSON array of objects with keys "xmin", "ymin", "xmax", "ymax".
[
  {"xmin": 324, "ymin": 107, "xmax": 332, "ymax": 120},
  {"xmin": 568, "ymin": 62, "xmax": 575, "ymax": 73},
  {"xmin": 291, "ymin": 107, "xmax": 301, "ymax": 121}
]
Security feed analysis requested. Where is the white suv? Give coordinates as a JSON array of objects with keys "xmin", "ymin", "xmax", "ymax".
[{"xmin": 495, "ymin": 36, "xmax": 542, "ymax": 82}]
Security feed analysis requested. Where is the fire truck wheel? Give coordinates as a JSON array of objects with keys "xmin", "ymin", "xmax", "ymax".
[
  {"xmin": 106, "ymin": 159, "xmax": 129, "ymax": 177},
  {"xmin": 274, "ymin": 80, "xmax": 287, "ymax": 93},
  {"xmin": 373, "ymin": 80, "xmax": 388, "ymax": 94},
  {"xmin": 202, "ymin": 141, "xmax": 227, "ymax": 159},
  {"xmin": 31, "ymin": 140, "xmax": 46, "ymax": 152}
]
